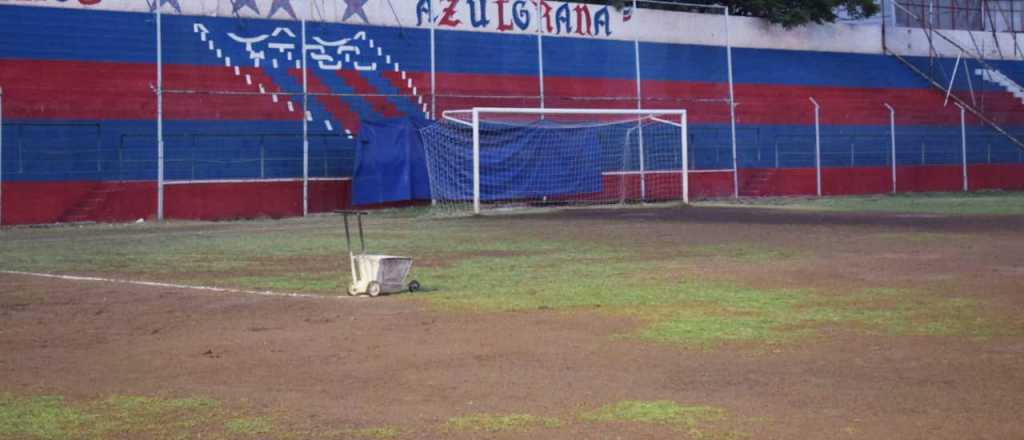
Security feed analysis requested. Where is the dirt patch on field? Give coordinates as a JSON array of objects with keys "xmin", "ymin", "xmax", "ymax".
[{"xmin": 2, "ymin": 206, "xmax": 1024, "ymax": 439}]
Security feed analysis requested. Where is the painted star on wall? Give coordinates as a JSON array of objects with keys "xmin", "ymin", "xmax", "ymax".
[
  {"xmin": 342, "ymin": 0, "xmax": 370, "ymax": 23},
  {"xmin": 149, "ymin": 0, "xmax": 182, "ymax": 13},
  {"xmin": 232, "ymin": 0, "xmax": 261, "ymax": 15},
  {"xmin": 268, "ymin": 0, "xmax": 298, "ymax": 19}
]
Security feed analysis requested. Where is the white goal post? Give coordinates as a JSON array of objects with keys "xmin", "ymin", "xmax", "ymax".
[{"xmin": 421, "ymin": 107, "xmax": 689, "ymax": 215}]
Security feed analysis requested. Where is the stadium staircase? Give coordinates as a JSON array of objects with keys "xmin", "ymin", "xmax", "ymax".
[
  {"xmin": 975, "ymin": 68, "xmax": 1024, "ymax": 105},
  {"xmin": 60, "ymin": 182, "xmax": 125, "ymax": 223},
  {"xmin": 739, "ymin": 169, "xmax": 778, "ymax": 196},
  {"xmin": 884, "ymin": 32, "xmax": 1024, "ymax": 152}
]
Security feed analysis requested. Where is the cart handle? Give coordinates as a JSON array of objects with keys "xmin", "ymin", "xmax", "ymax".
[{"xmin": 335, "ymin": 210, "xmax": 368, "ymax": 253}]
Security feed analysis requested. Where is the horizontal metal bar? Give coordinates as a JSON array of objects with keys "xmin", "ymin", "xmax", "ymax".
[
  {"xmin": 161, "ymin": 89, "xmax": 410, "ymax": 99},
  {"xmin": 649, "ymin": 116, "xmax": 685, "ymax": 127},
  {"xmin": 163, "ymin": 177, "xmax": 350, "ymax": 185},
  {"xmin": 441, "ymin": 117, "xmax": 473, "ymax": 127},
  {"xmin": 686, "ymin": 168, "xmax": 736, "ymax": 174},
  {"xmin": 603, "ymin": 169, "xmax": 733, "ymax": 176},
  {"xmin": 158, "ymin": 89, "xmax": 730, "ymax": 104},
  {"xmin": 469, "ymin": 107, "xmax": 688, "ymax": 115}
]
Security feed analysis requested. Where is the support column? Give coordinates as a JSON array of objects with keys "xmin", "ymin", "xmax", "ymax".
[
  {"xmin": 725, "ymin": 7, "xmax": 739, "ymax": 199},
  {"xmin": 956, "ymin": 103, "xmax": 968, "ymax": 192},
  {"xmin": 0, "ymin": 87, "xmax": 4, "ymax": 226},
  {"xmin": 156, "ymin": 5, "xmax": 164, "ymax": 221},
  {"xmin": 302, "ymin": 20, "xmax": 309, "ymax": 216},
  {"xmin": 633, "ymin": 0, "xmax": 645, "ymax": 201},
  {"xmin": 809, "ymin": 97, "xmax": 821, "ymax": 197},
  {"xmin": 884, "ymin": 103, "xmax": 896, "ymax": 193}
]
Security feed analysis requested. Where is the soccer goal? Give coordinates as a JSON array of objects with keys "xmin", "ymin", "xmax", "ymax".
[{"xmin": 420, "ymin": 107, "xmax": 689, "ymax": 215}]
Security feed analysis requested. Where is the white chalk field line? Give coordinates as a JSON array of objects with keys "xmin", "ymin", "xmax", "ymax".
[{"xmin": 0, "ymin": 270, "xmax": 353, "ymax": 300}]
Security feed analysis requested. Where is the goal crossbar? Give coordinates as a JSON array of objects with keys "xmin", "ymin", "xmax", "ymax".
[{"xmin": 445, "ymin": 107, "xmax": 688, "ymax": 116}]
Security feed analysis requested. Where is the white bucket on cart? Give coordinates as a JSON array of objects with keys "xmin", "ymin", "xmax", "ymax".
[{"xmin": 349, "ymin": 255, "xmax": 414, "ymax": 296}]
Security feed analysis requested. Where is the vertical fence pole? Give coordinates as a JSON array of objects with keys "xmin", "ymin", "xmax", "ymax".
[
  {"xmin": 301, "ymin": 20, "xmax": 309, "ymax": 216},
  {"xmin": 429, "ymin": 0, "xmax": 436, "ymax": 118},
  {"xmin": 156, "ymin": 5, "xmax": 164, "ymax": 221},
  {"xmin": 956, "ymin": 103, "xmax": 968, "ymax": 192},
  {"xmin": 633, "ymin": 0, "xmax": 645, "ymax": 201},
  {"xmin": 0, "ymin": 87, "xmax": 4, "ymax": 227},
  {"xmin": 472, "ymin": 109, "xmax": 480, "ymax": 214},
  {"xmin": 810, "ymin": 97, "xmax": 821, "ymax": 197},
  {"xmin": 429, "ymin": 0, "xmax": 437, "ymax": 205},
  {"xmin": 681, "ymin": 111, "xmax": 689, "ymax": 204},
  {"xmin": 725, "ymin": 6, "xmax": 739, "ymax": 198},
  {"xmin": 535, "ymin": 0, "xmax": 544, "ymax": 111},
  {"xmin": 884, "ymin": 103, "xmax": 896, "ymax": 193}
]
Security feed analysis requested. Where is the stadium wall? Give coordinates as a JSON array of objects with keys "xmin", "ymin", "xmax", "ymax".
[{"xmin": 1, "ymin": 0, "xmax": 1022, "ymax": 225}]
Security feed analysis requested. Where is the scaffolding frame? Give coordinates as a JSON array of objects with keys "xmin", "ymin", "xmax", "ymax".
[{"xmin": 884, "ymin": 0, "xmax": 1024, "ymax": 151}]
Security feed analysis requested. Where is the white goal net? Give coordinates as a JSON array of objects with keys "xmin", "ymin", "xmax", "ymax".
[{"xmin": 420, "ymin": 108, "xmax": 689, "ymax": 215}]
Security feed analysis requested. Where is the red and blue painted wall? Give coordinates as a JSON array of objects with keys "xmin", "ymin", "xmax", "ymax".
[{"xmin": 1, "ymin": 1, "xmax": 1022, "ymax": 225}]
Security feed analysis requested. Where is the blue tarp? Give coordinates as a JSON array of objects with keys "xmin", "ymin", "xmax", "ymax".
[
  {"xmin": 352, "ymin": 118, "xmax": 432, "ymax": 206},
  {"xmin": 423, "ymin": 121, "xmax": 603, "ymax": 201}
]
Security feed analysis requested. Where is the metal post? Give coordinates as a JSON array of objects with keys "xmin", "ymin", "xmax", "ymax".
[
  {"xmin": 944, "ymin": 53, "xmax": 961, "ymax": 106},
  {"xmin": 472, "ymin": 109, "xmax": 481, "ymax": 214},
  {"xmin": 536, "ymin": 0, "xmax": 544, "ymax": 110},
  {"xmin": 809, "ymin": 97, "xmax": 821, "ymax": 197},
  {"xmin": 956, "ymin": 103, "xmax": 968, "ymax": 192},
  {"xmin": 429, "ymin": 0, "xmax": 438, "ymax": 204},
  {"xmin": 725, "ymin": 6, "xmax": 739, "ymax": 199},
  {"xmin": 302, "ymin": 20, "xmax": 309, "ymax": 216},
  {"xmin": 429, "ymin": 0, "xmax": 436, "ymax": 118},
  {"xmin": 0, "ymin": 87, "xmax": 4, "ymax": 227},
  {"xmin": 633, "ymin": 0, "xmax": 645, "ymax": 200},
  {"xmin": 681, "ymin": 111, "xmax": 689, "ymax": 204},
  {"xmin": 884, "ymin": 103, "xmax": 896, "ymax": 193},
  {"xmin": 156, "ymin": 5, "xmax": 164, "ymax": 221}
]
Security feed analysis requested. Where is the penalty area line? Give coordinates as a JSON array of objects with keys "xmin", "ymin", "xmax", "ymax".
[{"xmin": 0, "ymin": 270, "xmax": 347, "ymax": 300}]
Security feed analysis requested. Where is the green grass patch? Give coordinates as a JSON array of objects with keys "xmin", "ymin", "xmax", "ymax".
[
  {"xmin": 632, "ymin": 285, "xmax": 1009, "ymax": 347},
  {"xmin": 0, "ymin": 394, "xmax": 89, "ymax": 440},
  {"xmin": 0, "ymin": 215, "xmax": 576, "ymax": 295},
  {"xmin": 445, "ymin": 413, "xmax": 561, "ymax": 433},
  {"xmin": 581, "ymin": 400, "xmax": 726, "ymax": 432},
  {"xmin": 684, "ymin": 244, "xmax": 796, "ymax": 262},
  {"xmin": 341, "ymin": 426, "xmax": 401, "ymax": 439},
  {"xmin": 422, "ymin": 250, "xmax": 1009, "ymax": 347},
  {"xmin": 0, "ymin": 392, "xmax": 399, "ymax": 440},
  {"xmin": 0, "ymin": 393, "xmax": 223, "ymax": 440},
  {"xmin": 1, "ymin": 212, "xmax": 1014, "ymax": 347},
  {"xmin": 225, "ymin": 417, "xmax": 274, "ymax": 436},
  {"xmin": 708, "ymin": 192, "xmax": 1024, "ymax": 216},
  {"xmin": 84, "ymin": 395, "xmax": 222, "ymax": 439}
]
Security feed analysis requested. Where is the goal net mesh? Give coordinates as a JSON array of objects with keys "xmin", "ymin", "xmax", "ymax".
[{"xmin": 420, "ymin": 110, "xmax": 686, "ymax": 215}]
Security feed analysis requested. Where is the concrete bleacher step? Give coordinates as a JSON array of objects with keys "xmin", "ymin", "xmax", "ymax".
[
  {"xmin": 59, "ymin": 184, "xmax": 125, "ymax": 223},
  {"xmin": 740, "ymin": 169, "xmax": 778, "ymax": 196},
  {"xmin": 976, "ymin": 68, "xmax": 1024, "ymax": 105}
]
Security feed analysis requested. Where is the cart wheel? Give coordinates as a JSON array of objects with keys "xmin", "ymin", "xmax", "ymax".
[
  {"xmin": 408, "ymin": 280, "xmax": 421, "ymax": 293},
  {"xmin": 347, "ymin": 284, "xmax": 360, "ymax": 296},
  {"xmin": 367, "ymin": 281, "xmax": 382, "ymax": 297}
]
